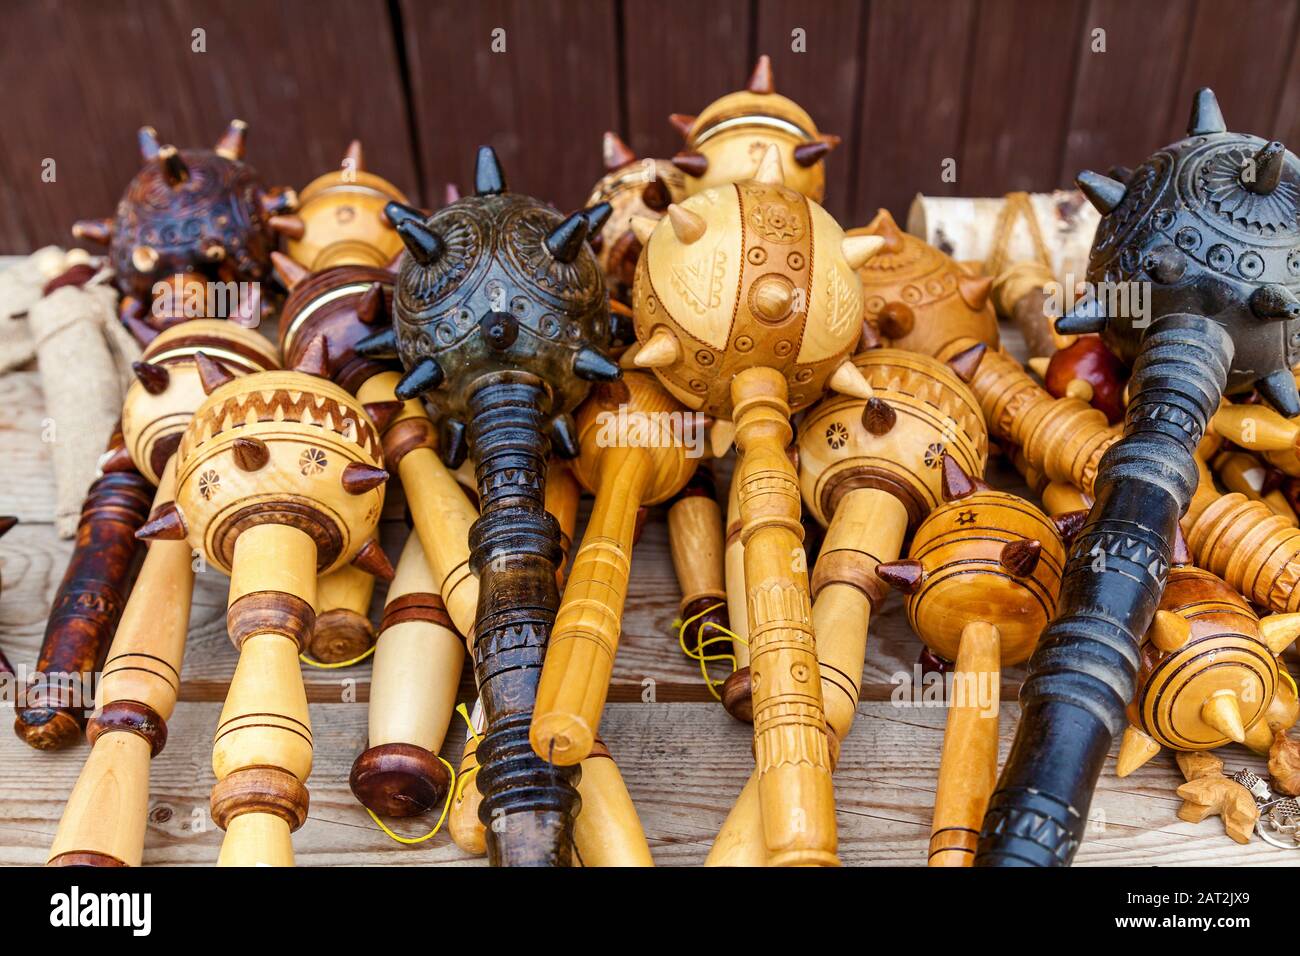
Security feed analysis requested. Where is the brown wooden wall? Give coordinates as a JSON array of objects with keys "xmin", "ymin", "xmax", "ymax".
[{"xmin": 2, "ymin": 0, "xmax": 1298, "ymax": 253}]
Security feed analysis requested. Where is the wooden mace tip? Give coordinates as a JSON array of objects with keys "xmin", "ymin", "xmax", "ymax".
[
  {"xmin": 917, "ymin": 646, "xmax": 953, "ymax": 678},
  {"xmin": 0, "ymin": 515, "xmax": 16, "ymax": 538},
  {"xmin": 131, "ymin": 359, "xmax": 170, "ymax": 395},
  {"xmin": 679, "ymin": 596, "xmax": 731, "ymax": 655},
  {"xmin": 193, "ymin": 351, "xmax": 235, "ymax": 395},
  {"xmin": 720, "ymin": 667, "xmax": 753, "ymax": 724},
  {"xmin": 350, "ymin": 743, "xmax": 452, "ymax": 818},
  {"xmin": 13, "ymin": 708, "xmax": 83, "ymax": 750},
  {"xmin": 1052, "ymin": 509, "xmax": 1090, "ymax": 544},
  {"xmin": 939, "ymin": 453, "xmax": 977, "ymax": 501},
  {"xmin": 293, "ymin": 335, "xmax": 330, "ymax": 378},
  {"xmin": 356, "ymin": 282, "xmax": 386, "ymax": 325},
  {"xmin": 363, "ymin": 400, "xmax": 404, "ymax": 432},
  {"xmin": 671, "ymin": 150, "xmax": 709, "ymax": 178},
  {"xmin": 999, "ymin": 538, "xmax": 1042, "ymax": 577},
  {"xmin": 946, "ymin": 342, "xmax": 987, "ymax": 383},
  {"xmin": 309, "ymin": 608, "xmax": 375, "ymax": 663},
  {"xmin": 876, "ymin": 559, "xmax": 925, "ymax": 595},
  {"xmin": 861, "ymin": 397, "xmax": 897, "ymax": 436}
]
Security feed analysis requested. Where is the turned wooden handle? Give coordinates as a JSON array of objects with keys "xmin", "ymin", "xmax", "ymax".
[
  {"xmin": 213, "ymin": 524, "xmax": 317, "ymax": 867},
  {"xmin": 573, "ymin": 745, "xmax": 654, "ymax": 867},
  {"xmin": 668, "ymin": 467, "xmax": 728, "ymax": 645},
  {"xmin": 16, "ymin": 464, "xmax": 153, "ymax": 749},
  {"xmin": 448, "ymin": 730, "xmax": 486, "ymax": 856},
  {"xmin": 929, "ymin": 622, "xmax": 1001, "ymax": 867},
  {"xmin": 724, "ymin": 470, "xmax": 752, "ymax": 669},
  {"xmin": 48, "ymin": 460, "xmax": 194, "ymax": 867},
  {"xmin": 311, "ymin": 564, "xmax": 376, "ymax": 662},
  {"xmin": 533, "ymin": 448, "xmax": 653, "ymax": 764},
  {"xmin": 732, "ymin": 367, "xmax": 838, "ymax": 867},
  {"xmin": 546, "ymin": 459, "xmax": 582, "ymax": 588},
  {"xmin": 352, "ymin": 533, "xmax": 463, "ymax": 817},
  {"xmin": 707, "ymin": 487, "xmax": 907, "ymax": 865},
  {"xmin": 358, "ymin": 371, "xmax": 479, "ymax": 639}
]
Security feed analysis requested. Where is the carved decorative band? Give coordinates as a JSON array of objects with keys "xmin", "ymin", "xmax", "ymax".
[
  {"xmin": 87, "ymin": 700, "xmax": 168, "ymax": 757},
  {"xmin": 227, "ymin": 591, "xmax": 316, "ymax": 651},
  {"xmin": 381, "ymin": 592, "xmax": 453, "ymax": 632},
  {"xmin": 210, "ymin": 766, "xmax": 310, "ymax": 832}
]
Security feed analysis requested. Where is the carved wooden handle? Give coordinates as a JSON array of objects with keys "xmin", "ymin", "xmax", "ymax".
[
  {"xmin": 533, "ymin": 447, "xmax": 653, "ymax": 765},
  {"xmin": 731, "ymin": 367, "xmax": 838, "ymax": 867},
  {"xmin": 358, "ymin": 371, "xmax": 479, "ymax": 638},
  {"xmin": 930, "ymin": 622, "xmax": 1001, "ymax": 867},
  {"xmin": 311, "ymin": 564, "xmax": 375, "ymax": 662},
  {"xmin": 351, "ymin": 532, "xmax": 463, "ymax": 818},
  {"xmin": 707, "ymin": 487, "xmax": 906, "ymax": 865},
  {"xmin": 212, "ymin": 524, "xmax": 317, "ymax": 867},
  {"xmin": 15, "ymin": 463, "xmax": 153, "ymax": 750},
  {"xmin": 668, "ymin": 466, "xmax": 728, "ymax": 650},
  {"xmin": 48, "ymin": 460, "xmax": 193, "ymax": 867}
]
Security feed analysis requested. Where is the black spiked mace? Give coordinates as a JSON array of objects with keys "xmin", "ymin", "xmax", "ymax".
[{"xmin": 976, "ymin": 90, "xmax": 1300, "ymax": 866}]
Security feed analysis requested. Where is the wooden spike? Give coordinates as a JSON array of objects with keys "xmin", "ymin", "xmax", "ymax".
[
  {"xmin": 131, "ymin": 245, "xmax": 159, "ymax": 273},
  {"xmin": 395, "ymin": 356, "xmax": 445, "ymax": 399},
  {"xmin": 841, "ymin": 235, "xmax": 885, "ymax": 270},
  {"xmin": 1051, "ymin": 509, "xmax": 1090, "ymax": 544},
  {"xmin": 1075, "ymin": 170, "xmax": 1127, "ymax": 215},
  {"xmin": 352, "ymin": 538, "xmax": 395, "ymax": 581},
  {"xmin": 131, "ymin": 360, "xmax": 169, "ymax": 395},
  {"xmin": 1211, "ymin": 401, "xmax": 1300, "ymax": 452},
  {"xmin": 827, "ymin": 360, "xmax": 873, "ymax": 400},
  {"xmin": 71, "ymin": 218, "xmax": 113, "ymax": 246},
  {"xmin": 1202, "ymin": 692, "xmax": 1247, "ymax": 744},
  {"xmin": 214, "ymin": 119, "xmax": 248, "ymax": 161},
  {"xmin": 1116, "ymin": 725, "xmax": 1162, "ymax": 777},
  {"xmin": 859, "ymin": 319, "xmax": 882, "ymax": 351},
  {"xmin": 193, "ymin": 351, "xmax": 235, "ymax": 395},
  {"xmin": 793, "ymin": 136, "xmax": 839, "ymax": 168},
  {"xmin": 671, "ymin": 150, "xmax": 709, "ymax": 177},
  {"xmin": 443, "ymin": 182, "xmax": 461, "ymax": 206},
  {"xmin": 232, "ymin": 436, "xmax": 270, "ymax": 472},
  {"xmin": 940, "ymin": 453, "xmax": 976, "ymax": 501},
  {"xmin": 957, "ymin": 273, "xmax": 994, "ymax": 311},
  {"xmin": 363, "ymin": 401, "xmax": 404, "ymax": 433},
  {"xmin": 341, "ymin": 462, "xmax": 390, "ymax": 495},
  {"xmin": 0, "ymin": 516, "xmax": 15, "ymax": 539},
  {"xmin": 876, "ymin": 559, "xmax": 925, "ymax": 595},
  {"xmin": 753, "ymin": 144, "xmax": 784, "ymax": 185},
  {"xmin": 602, "ymin": 131, "xmax": 637, "ymax": 171},
  {"xmin": 135, "ymin": 504, "xmax": 187, "ymax": 541},
  {"xmin": 710, "ymin": 420, "xmax": 736, "ymax": 459},
  {"xmin": 1149, "ymin": 609, "xmax": 1191, "ymax": 652},
  {"xmin": 633, "ymin": 327, "xmax": 681, "ymax": 368},
  {"xmin": 630, "ymin": 215, "xmax": 658, "ymax": 246},
  {"xmin": 343, "ymin": 138, "xmax": 364, "ymax": 173},
  {"xmin": 474, "ymin": 145, "xmax": 507, "ymax": 195},
  {"xmin": 1028, "ymin": 356, "xmax": 1050, "ymax": 378},
  {"xmin": 861, "ymin": 397, "xmax": 896, "ymax": 436},
  {"xmin": 1172, "ymin": 523, "xmax": 1192, "ymax": 565},
  {"xmin": 294, "ymin": 336, "xmax": 330, "ymax": 378},
  {"xmin": 746, "ymin": 54, "xmax": 774, "ymax": 94},
  {"xmin": 1000, "ymin": 538, "xmax": 1042, "ymax": 577},
  {"xmin": 668, "ymin": 113, "xmax": 697, "ymax": 138},
  {"xmin": 1187, "ymin": 87, "xmax": 1227, "ymax": 136},
  {"xmin": 544, "ymin": 212, "xmax": 589, "ymax": 263},
  {"xmin": 271, "ymin": 251, "xmax": 310, "ymax": 291},
  {"xmin": 137, "ymin": 126, "xmax": 161, "ymax": 161},
  {"xmin": 269, "ymin": 214, "xmax": 306, "ymax": 240},
  {"xmin": 157, "ymin": 146, "xmax": 189, "ymax": 188},
  {"xmin": 573, "ymin": 346, "xmax": 620, "ymax": 383},
  {"xmin": 946, "ymin": 342, "xmax": 986, "ymax": 383},
  {"xmin": 356, "ymin": 282, "xmax": 386, "ymax": 325},
  {"xmin": 1258, "ymin": 612, "xmax": 1300, "ymax": 654},
  {"xmin": 666, "ymin": 203, "xmax": 706, "ymax": 244},
  {"xmin": 865, "ymin": 208, "xmax": 906, "ymax": 253}
]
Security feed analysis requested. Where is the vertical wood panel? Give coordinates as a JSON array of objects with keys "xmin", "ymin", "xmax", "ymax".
[
  {"xmin": 960, "ymin": 0, "xmax": 1088, "ymax": 197},
  {"xmin": 621, "ymin": 0, "xmax": 753, "ymax": 169},
  {"xmin": 400, "ymin": 0, "xmax": 620, "ymax": 211},
  {"xmin": 1273, "ymin": 16, "xmax": 1300, "ymax": 148},
  {"xmin": 1164, "ymin": 0, "xmax": 1300, "ymax": 143},
  {"xmin": 1058, "ymin": 0, "xmax": 1193, "ymax": 182},
  {"xmin": 0, "ymin": 0, "xmax": 417, "ymax": 252},
  {"xmin": 853, "ymin": 0, "xmax": 977, "ymax": 224},
  {"xmin": 753, "ymin": 0, "xmax": 866, "ymax": 223}
]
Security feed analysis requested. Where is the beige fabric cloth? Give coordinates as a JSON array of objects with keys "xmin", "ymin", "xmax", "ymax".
[{"xmin": 11, "ymin": 249, "xmax": 142, "ymax": 537}]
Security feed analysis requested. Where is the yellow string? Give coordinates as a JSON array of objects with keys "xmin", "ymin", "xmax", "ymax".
[
  {"xmin": 299, "ymin": 644, "xmax": 377, "ymax": 669},
  {"xmin": 455, "ymin": 702, "xmax": 483, "ymax": 741},
  {"xmin": 364, "ymin": 751, "xmax": 457, "ymax": 845},
  {"xmin": 451, "ymin": 702, "xmax": 483, "ymax": 804},
  {"xmin": 675, "ymin": 601, "xmax": 747, "ymax": 701},
  {"xmin": 1281, "ymin": 667, "xmax": 1297, "ymax": 702}
]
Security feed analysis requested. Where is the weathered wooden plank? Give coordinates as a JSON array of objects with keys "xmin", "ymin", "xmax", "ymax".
[
  {"xmin": 753, "ymin": 0, "xmax": 866, "ymax": 223},
  {"xmin": 399, "ymin": 0, "xmax": 620, "ymax": 210},
  {"xmin": 1058, "ymin": 0, "xmax": 1195, "ymax": 182},
  {"xmin": 851, "ymin": 0, "xmax": 978, "ymax": 225},
  {"xmin": 620, "ymin": 0, "xmax": 754, "ymax": 170},
  {"xmin": 959, "ymin": 0, "xmax": 1089, "ymax": 197},
  {"xmin": 0, "ymin": 0, "xmax": 418, "ymax": 252},
  {"xmin": 1162, "ymin": 0, "xmax": 1300, "ymax": 143},
  {"xmin": 0, "ymin": 700, "xmax": 1279, "ymax": 866}
]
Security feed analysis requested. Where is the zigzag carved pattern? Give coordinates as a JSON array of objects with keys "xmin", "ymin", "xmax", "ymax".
[{"xmin": 185, "ymin": 388, "xmax": 380, "ymax": 459}]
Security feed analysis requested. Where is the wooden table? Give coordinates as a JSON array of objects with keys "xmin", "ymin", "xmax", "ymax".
[{"xmin": 0, "ymin": 288, "xmax": 1286, "ymax": 865}]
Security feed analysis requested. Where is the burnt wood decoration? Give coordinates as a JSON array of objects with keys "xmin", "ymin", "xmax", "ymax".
[
  {"xmin": 978, "ymin": 89, "xmax": 1300, "ymax": 867},
  {"xmin": 13, "ymin": 428, "xmax": 152, "ymax": 750},
  {"xmin": 361, "ymin": 146, "xmax": 614, "ymax": 866},
  {"xmin": 72, "ymin": 122, "xmax": 298, "ymax": 342}
]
